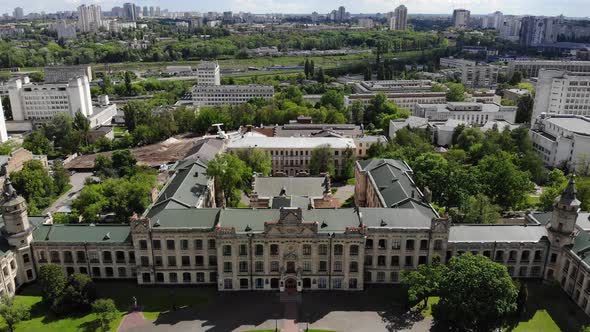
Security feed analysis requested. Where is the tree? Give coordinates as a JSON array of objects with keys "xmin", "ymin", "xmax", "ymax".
[
  {"xmin": 52, "ymin": 160, "xmax": 70, "ymax": 194},
  {"xmin": 509, "ymin": 71, "xmax": 523, "ymax": 86},
  {"xmin": 319, "ymin": 90, "xmax": 345, "ymax": 111},
  {"xmin": 456, "ymin": 127, "xmax": 484, "ymax": 151},
  {"xmin": 124, "ymin": 71, "xmax": 133, "ymax": 95},
  {"xmin": 206, "ymin": 154, "xmax": 251, "ymax": 207},
  {"xmin": 401, "ymin": 259, "xmax": 447, "ymax": 307},
  {"xmin": 475, "ymin": 152, "xmax": 534, "ymax": 209},
  {"xmin": 61, "ymin": 273, "xmax": 97, "ymax": 312},
  {"xmin": 11, "ymin": 160, "xmax": 56, "ymax": 213},
  {"xmin": 235, "ymin": 148, "xmax": 271, "ymax": 176},
  {"xmin": 111, "ymin": 150, "xmax": 137, "ymax": 177},
  {"xmin": 2, "ymin": 96, "xmax": 12, "ymax": 120},
  {"xmin": 0, "ymin": 295, "xmax": 30, "ymax": 332},
  {"xmin": 94, "ymin": 155, "xmax": 116, "ymax": 179},
  {"xmin": 316, "ymin": 67, "xmax": 325, "ymax": 83},
  {"xmin": 92, "ymin": 299, "xmax": 118, "ymax": 332},
  {"xmin": 73, "ymin": 111, "xmax": 91, "ymax": 146},
  {"xmin": 446, "ymin": 83, "xmax": 466, "ymax": 102},
  {"xmin": 38, "ymin": 264, "xmax": 67, "ymax": 307},
  {"xmin": 309, "ymin": 60, "xmax": 315, "ymax": 77},
  {"xmin": 44, "ymin": 113, "xmax": 74, "ymax": 149},
  {"xmin": 516, "ymin": 94, "xmax": 534, "ymax": 124},
  {"xmin": 350, "ymin": 101, "xmax": 365, "ymax": 125},
  {"xmin": 123, "ymin": 101, "xmax": 152, "ymax": 132},
  {"xmin": 341, "ymin": 147, "xmax": 355, "ymax": 179},
  {"xmin": 309, "ymin": 144, "xmax": 335, "ymax": 176},
  {"xmin": 304, "ymin": 58, "xmax": 310, "ymax": 78},
  {"xmin": 432, "ymin": 254, "xmax": 518, "ymax": 331},
  {"xmin": 22, "ymin": 130, "xmax": 52, "ymax": 155},
  {"xmin": 461, "ymin": 193, "xmax": 501, "ymax": 224}
]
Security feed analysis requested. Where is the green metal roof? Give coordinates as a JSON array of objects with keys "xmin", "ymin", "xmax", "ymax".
[
  {"xmin": 32, "ymin": 223, "xmax": 131, "ymax": 244},
  {"xmin": 218, "ymin": 209, "xmax": 281, "ymax": 232},
  {"xmin": 302, "ymin": 209, "xmax": 360, "ymax": 233},
  {"xmin": 150, "ymin": 208, "xmax": 220, "ymax": 229}
]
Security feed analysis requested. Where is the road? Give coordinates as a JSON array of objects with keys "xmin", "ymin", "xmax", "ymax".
[{"xmin": 45, "ymin": 172, "xmax": 93, "ymax": 214}]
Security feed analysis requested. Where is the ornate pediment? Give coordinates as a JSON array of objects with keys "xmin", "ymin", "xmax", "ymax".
[
  {"xmin": 130, "ymin": 214, "xmax": 150, "ymax": 233},
  {"xmin": 279, "ymin": 207, "xmax": 303, "ymax": 225}
]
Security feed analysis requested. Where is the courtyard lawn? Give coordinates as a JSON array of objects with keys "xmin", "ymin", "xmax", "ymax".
[
  {"xmin": 4, "ymin": 281, "xmax": 216, "ymax": 331},
  {"xmin": 0, "ymin": 294, "xmax": 124, "ymax": 332},
  {"xmin": 512, "ymin": 310, "xmax": 560, "ymax": 332}
]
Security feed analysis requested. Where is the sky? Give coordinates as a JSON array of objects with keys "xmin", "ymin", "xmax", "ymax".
[{"xmin": 1, "ymin": 0, "xmax": 590, "ymax": 17}]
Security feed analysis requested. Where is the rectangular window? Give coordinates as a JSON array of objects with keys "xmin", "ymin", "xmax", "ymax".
[
  {"xmin": 152, "ymin": 240, "xmax": 161, "ymax": 250},
  {"xmin": 169, "ymin": 273, "xmax": 178, "ymax": 283},
  {"xmin": 334, "ymin": 261, "xmax": 342, "ymax": 272},
  {"xmin": 223, "ymin": 262, "xmax": 232, "ymax": 273},
  {"xmin": 223, "ymin": 245, "xmax": 232, "ymax": 256},
  {"xmin": 239, "ymin": 244, "xmax": 247, "ymax": 256},
  {"xmin": 167, "ymin": 240, "xmax": 175, "ymax": 250},
  {"xmin": 239, "ymin": 261, "xmax": 248, "ymax": 273},
  {"xmin": 271, "ymin": 261, "xmax": 279, "ymax": 272},
  {"xmin": 194, "ymin": 239, "xmax": 203, "ymax": 250},
  {"xmin": 181, "ymin": 256, "xmax": 190, "ymax": 266},
  {"xmin": 303, "ymin": 261, "xmax": 312, "ymax": 272},
  {"xmin": 391, "ymin": 256, "xmax": 400, "ymax": 266},
  {"xmin": 196, "ymin": 272, "xmax": 205, "ymax": 282},
  {"xmin": 139, "ymin": 240, "xmax": 148, "ymax": 250},
  {"xmin": 255, "ymin": 261, "xmax": 264, "ymax": 273},
  {"xmin": 208, "ymin": 239, "xmax": 216, "ymax": 250},
  {"xmin": 319, "ymin": 261, "xmax": 327, "ymax": 272},
  {"xmin": 167, "ymin": 256, "xmax": 176, "ymax": 267},
  {"xmin": 195, "ymin": 256, "xmax": 204, "ymax": 267},
  {"xmin": 318, "ymin": 277, "xmax": 327, "ymax": 289},
  {"xmin": 181, "ymin": 240, "xmax": 189, "ymax": 250}
]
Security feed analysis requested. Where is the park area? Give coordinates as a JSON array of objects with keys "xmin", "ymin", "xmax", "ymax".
[{"xmin": 0, "ymin": 280, "xmax": 588, "ymax": 332}]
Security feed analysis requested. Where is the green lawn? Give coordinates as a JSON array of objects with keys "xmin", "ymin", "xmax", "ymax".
[
  {"xmin": 6, "ymin": 281, "xmax": 217, "ymax": 331},
  {"xmin": 512, "ymin": 310, "xmax": 560, "ymax": 332}
]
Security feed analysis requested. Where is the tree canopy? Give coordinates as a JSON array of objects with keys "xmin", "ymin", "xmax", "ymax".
[{"xmin": 432, "ymin": 254, "xmax": 518, "ymax": 331}]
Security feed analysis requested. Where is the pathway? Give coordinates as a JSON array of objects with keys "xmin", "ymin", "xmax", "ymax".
[{"xmin": 118, "ymin": 311, "xmax": 149, "ymax": 332}]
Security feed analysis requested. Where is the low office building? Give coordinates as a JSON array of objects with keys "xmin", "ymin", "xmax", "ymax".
[
  {"xmin": 413, "ymin": 102, "xmax": 517, "ymax": 125},
  {"xmin": 44, "ymin": 65, "xmax": 93, "ymax": 83},
  {"xmin": 352, "ymin": 80, "xmax": 437, "ymax": 94},
  {"xmin": 508, "ymin": 60, "xmax": 590, "ymax": 78},
  {"xmin": 504, "ymin": 88, "xmax": 531, "ymax": 103},
  {"xmin": 532, "ymin": 69, "xmax": 590, "ymax": 124},
  {"xmin": 346, "ymin": 92, "xmax": 447, "ymax": 109},
  {"xmin": 191, "ymin": 85, "xmax": 274, "ymax": 107},
  {"xmin": 440, "ymin": 58, "xmax": 499, "ymax": 89},
  {"xmin": 531, "ymin": 114, "xmax": 590, "ymax": 168},
  {"xmin": 227, "ymin": 136, "xmax": 356, "ymax": 177}
]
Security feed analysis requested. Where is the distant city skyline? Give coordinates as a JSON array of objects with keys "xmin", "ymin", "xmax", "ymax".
[{"xmin": 0, "ymin": 0, "xmax": 589, "ymax": 18}]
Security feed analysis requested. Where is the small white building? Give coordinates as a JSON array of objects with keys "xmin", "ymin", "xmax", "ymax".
[
  {"xmin": 531, "ymin": 115, "xmax": 590, "ymax": 168},
  {"xmin": 0, "ymin": 102, "xmax": 8, "ymax": 143},
  {"xmin": 413, "ymin": 102, "xmax": 517, "ymax": 125},
  {"xmin": 532, "ymin": 70, "xmax": 590, "ymax": 125}
]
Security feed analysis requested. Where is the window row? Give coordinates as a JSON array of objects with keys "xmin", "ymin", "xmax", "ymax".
[{"xmin": 38, "ymin": 250, "xmax": 135, "ymax": 264}]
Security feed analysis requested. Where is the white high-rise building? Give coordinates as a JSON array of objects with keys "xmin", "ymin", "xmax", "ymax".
[
  {"xmin": 77, "ymin": 5, "xmax": 102, "ymax": 33},
  {"xmin": 8, "ymin": 76, "xmax": 93, "ymax": 121},
  {"xmin": 392, "ymin": 5, "xmax": 408, "ymax": 31},
  {"xmin": 149, "ymin": 6, "xmax": 155, "ymax": 17},
  {"xmin": 453, "ymin": 9, "xmax": 470, "ymax": 28},
  {"xmin": 0, "ymin": 102, "xmax": 8, "ymax": 143},
  {"xmin": 532, "ymin": 69, "xmax": 590, "ymax": 125},
  {"xmin": 482, "ymin": 11, "xmax": 503, "ymax": 30},
  {"xmin": 13, "ymin": 8, "xmax": 23, "ymax": 20},
  {"xmin": 196, "ymin": 62, "xmax": 221, "ymax": 86}
]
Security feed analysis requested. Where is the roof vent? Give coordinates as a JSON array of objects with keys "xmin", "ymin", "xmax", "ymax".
[
  {"xmin": 103, "ymin": 232, "xmax": 111, "ymax": 240},
  {"xmin": 245, "ymin": 225, "xmax": 252, "ymax": 232},
  {"xmin": 380, "ymin": 219, "xmax": 387, "ymax": 227},
  {"xmin": 321, "ymin": 221, "xmax": 328, "ymax": 229},
  {"xmin": 153, "ymin": 219, "xmax": 161, "ymax": 227}
]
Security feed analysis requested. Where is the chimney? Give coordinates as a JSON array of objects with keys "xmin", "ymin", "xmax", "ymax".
[{"xmin": 423, "ymin": 187, "xmax": 432, "ymax": 203}]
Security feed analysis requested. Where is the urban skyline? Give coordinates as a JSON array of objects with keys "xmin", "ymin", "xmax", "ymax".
[{"xmin": 1, "ymin": 0, "xmax": 590, "ymax": 18}]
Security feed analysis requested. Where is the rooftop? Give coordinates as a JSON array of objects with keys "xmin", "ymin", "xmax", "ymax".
[
  {"xmin": 227, "ymin": 136, "xmax": 356, "ymax": 150},
  {"xmin": 253, "ymin": 176, "xmax": 326, "ymax": 198},
  {"xmin": 544, "ymin": 116, "xmax": 590, "ymax": 136},
  {"xmin": 448, "ymin": 225, "xmax": 548, "ymax": 243},
  {"xmin": 32, "ymin": 223, "xmax": 131, "ymax": 244}
]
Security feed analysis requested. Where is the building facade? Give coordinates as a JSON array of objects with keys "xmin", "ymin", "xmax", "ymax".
[
  {"xmin": 508, "ymin": 60, "xmax": 590, "ymax": 78},
  {"xmin": 452, "ymin": 9, "xmax": 470, "ymax": 28},
  {"xmin": 191, "ymin": 85, "xmax": 274, "ymax": 107},
  {"xmin": 532, "ymin": 69, "xmax": 590, "ymax": 124},
  {"xmin": 413, "ymin": 102, "xmax": 517, "ymax": 125},
  {"xmin": 2, "ymin": 158, "xmax": 590, "ymax": 318},
  {"xmin": 196, "ymin": 62, "xmax": 221, "ymax": 86},
  {"xmin": 440, "ymin": 58, "xmax": 498, "ymax": 89},
  {"xmin": 8, "ymin": 76, "xmax": 93, "ymax": 121},
  {"xmin": 530, "ymin": 115, "xmax": 590, "ymax": 168}
]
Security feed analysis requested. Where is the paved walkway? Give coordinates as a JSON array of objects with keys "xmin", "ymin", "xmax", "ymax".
[{"xmin": 118, "ymin": 311, "xmax": 149, "ymax": 332}]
